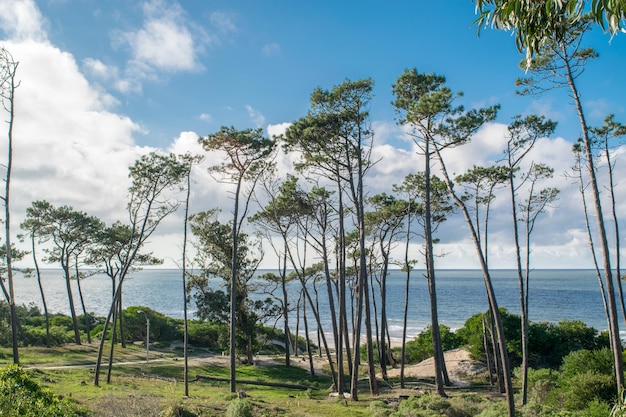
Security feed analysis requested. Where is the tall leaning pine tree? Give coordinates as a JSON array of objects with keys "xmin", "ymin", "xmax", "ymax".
[
  {"xmin": 0, "ymin": 47, "xmax": 20, "ymax": 365},
  {"xmin": 199, "ymin": 126, "xmax": 275, "ymax": 394}
]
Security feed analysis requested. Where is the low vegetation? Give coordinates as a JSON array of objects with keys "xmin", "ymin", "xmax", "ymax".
[{"xmin": 0, "ymin": 301, "xmax": 621, "ymax": 416}]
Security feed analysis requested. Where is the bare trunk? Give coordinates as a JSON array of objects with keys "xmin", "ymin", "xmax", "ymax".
[
  {"xmin": 63, "ymin": 262, "xmax": 81, "ymax": 345},
  {"xmin": 74, "ymin": 261, "xmax": 91, "ymax": 344},
  {"xmin": 2, "ymin": 58, "xmax": 19, "ymax": 364},
  {"xmin": 434, "ymin": 146, "xmax": 515, "ymax": 417},
  {"xmin": 281, "ymin": 250, "xmax": 291, "ymax": 367},
  {"xmin": 303, "ymin": 294, "xmax": 315, "ymax": 376},
  {"xmin": 563, "ymin": 44, "xmax": 623, "ymax": 389},
  {"xmin": 507, "ymin": 165, "xmax": 529, "ymax": 404},
  {"xmin": 229, "ymin": 178, "xmax": 243, "ymax": 393},
  {"xmin": 31, "ymin": 237, "xmax": 50, "ymax": 348},
  {"xmin": 482, "ymin": 316, "xmax": 494, "ymax": 386}
]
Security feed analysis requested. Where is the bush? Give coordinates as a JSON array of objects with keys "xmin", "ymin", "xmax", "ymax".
[
  {"xmin": 457, "ymin": 309, "xmax": 522, "ymax": 365},
  {"xmin": 226, "ymin": 398, "xmax": 253, "ymax": 417},
  {"xmin": 187, "ymin": 320, "xmax": 225, "ymax": 349},
  {"xmin": 123, "ymin": 306, "xmax": 182, "ymax": 343},
  {"xmin": 403, "ymin": 324, "xmax": 461, "ymax": 364},
  {"xmin": 0, "ymin": 365, "xmax": 85, "ymax": 417},
  {"xmin": 557, "ymin": 371, "xmax": 615, "ymax": 411},
  {"xmin": 457, "ymin": 310, "xmax": 608, "ymax": 369},
  {"xmin": 559, "ymin": 347, "xmax": 614, "ymax": 378},
  {"xmin": 393, "ymin": 394, "xmax": 451, "ymax": 416},
  {"xmin": 525, "ymin": 368, "xmax": 559, "ymax": 405}
]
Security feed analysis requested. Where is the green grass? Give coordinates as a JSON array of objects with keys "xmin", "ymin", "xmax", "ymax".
[{"xmin": 0, "ymin": 345, "xmax": 380, "ymax": 416}]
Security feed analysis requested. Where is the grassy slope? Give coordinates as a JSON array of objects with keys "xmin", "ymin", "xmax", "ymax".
[{"xmin": 0, "ymin": 344, "xmax": 376, "ymax": 416}]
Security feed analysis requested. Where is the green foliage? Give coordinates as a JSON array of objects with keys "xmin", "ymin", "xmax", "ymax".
[
  {"xmin": 368, "ymin": 400, "xmax": 390, "ymax": 417},
  {"xmin": 393, "ymin": 394, "xmax": 451, "ymax": 416},
  {"xmin": 457, "ymin": 309, "xmax": 607, "ymax": 369},
  {"xmin": 524, "ymin": 348, "xmax": 618, "ymax": 414},
  {"xmin": 559, "ymin": 348, "xmax": 614, "ymax": 378},
  {"xmin": 557, "ymin": 371, "xmax": 615, "ymax": 411},
  {"xmin": 456, "ymin": 309, "xmax": 521, "ymax": 361},
  {"xmin": 475, "ymin": 402, "xmax": 515, "ymax": 417},
  {"xmin": 187, "ymin": 320, "xmax": 226, "ymax": 349},
  {"xmin": 123, "ymin": 306, "xmax": 181, "ymax": 343},
  {"xmin": 610, "ymin": 389, "xmax": 626, "ymax": 417},
  {"xmin": 0, "ymin": 365, "xmax": 85, "ymax": 416},
  {"xmin": 226, "ymin": 398, "xmax": 253, "ymax": 417},
  {"xmin": 403, "ymin": 324, "xmax": 462, "ymax": 364}
]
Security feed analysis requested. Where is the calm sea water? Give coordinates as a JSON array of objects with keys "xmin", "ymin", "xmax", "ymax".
[{"xmin": 11, "ymin": 269, "xmax": 617, "ymax": 340}]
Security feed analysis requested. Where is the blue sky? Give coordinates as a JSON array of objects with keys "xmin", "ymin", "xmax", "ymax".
[
  {"xmin": 32, "ymin": 0, "xmax": 625, "ymax": 147},
  {"xmin": 0, "ymin": 0, "xmax": 625, "ymax": 269}
]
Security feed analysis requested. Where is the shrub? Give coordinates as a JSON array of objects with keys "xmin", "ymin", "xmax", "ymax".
[
  {"xmin": 475, "ymin": 402, "xmax": 513, "ymax": 417},
  {"xmin": 226, "ymin": 398, "xmax": 253, "ymax": 417},
  {"xmin": 404, "ymin": 325, "xmax": 461, "ymax": 364},
  {"xmin": 525, "ymin": 368, "xmax": 559, "ymax": 405},
  {"xmin": 369, "ymin": 400, "xmax": 391, "ymax": 417},
  {"xmin": 557, "ymin": 371, "xmax": 615, "ymax": 411},
  {"xmin": 559, "ymin": 348, "xmax": 614, "ymax": 378},
  {"xmin": 393, "ymin": 394, "xmax": 451, "ymax": 416},
  {"xmin": 456, "ymin": 308, "xmax": 521, "ymax": 363},
  {"xmin": 123, "ymin": 306, "xmax": 182, "ymax": 343},
  {"xmin": 458, "ymin": 310, "xmax": 609, "ymax": 369},
  {"xmin": 187, "ymin": 321, "xmax": 225, "ymax": 349},
  {"xmin": 0, "ymin": 365, "xmax": 85, "ymax": 417}
]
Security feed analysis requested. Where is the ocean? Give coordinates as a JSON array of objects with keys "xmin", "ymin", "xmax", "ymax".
[{"xmin": 10, "ymin": 269, "xmax": 617, "ymax": 341}]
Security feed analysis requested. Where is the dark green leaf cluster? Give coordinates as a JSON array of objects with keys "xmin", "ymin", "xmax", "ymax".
[{"xmin": 0, "ymin": 365, "xmax": 86, "ymax": 416}]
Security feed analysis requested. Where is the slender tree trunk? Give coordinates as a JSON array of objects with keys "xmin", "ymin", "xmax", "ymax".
[
  {"xmin": 181, "ymin": 159, "xmax": 192, "ymax": 397},
  {"xmin": 281, "ymin": 250, "xmax": 291, "ymax": 366},
  {"xmin": 31, "ymin": 237, "xmax": 50, "ymax": 347},
  {"xmin": 507, "ymin": 166, "xmax": 529, "ymax": 404},
  {"xmin": 363, "ymin": 267, "xmax": 378, "ymax": 395},
  {"xmin": 297, "ymin": 275, "xmax": 338, "ymax": 389},
  {"xmin": 371, "ymin": 271, "xmax": 383, "ymax": 379},
  {"xmin": 2, "ymin": 58, "xmax": 19, "ymax": 364},
  {"xmin": 63, "ymin": 262, "xmax": 81, "ymax": 345},
  {"xmin": 337, "ymin": 190, "xmax": 347, "ymax": 395},
  {"xmin": 313, "ymin": 280, "xmax": 323, "ymax": 358},
  {"xmin": 424, "ymin": 143, "xmax": 448, "ymax": 393},
  {"xmin": 482, "ymin": 316, "xmax": 494, "ymax": 386},
  {"xmin": 563, "ymin": 44, "xmax": 623, "ymax": 389},
  {"xmin": 400, "ymin": 207, "xmax": 413, "ymax": 389},
  {"xmin": 604, "ymin": 142, "xmax": 625, "ymax": 330},
  {"xmin": 303, "ymin": 294, "xmax": 315, "ymax": 376},
  {"xmin": 95, "ymin": 279, "xmax": 121, "ymax": 385},
  {"xmin": 575, "ymin": 154, "xmax": 611, "ymax": 331},
  {"xmin": 106, "ymin": 311, "xmax": 118, "ymax": 383},
  {"xmin": 119, "ymin": 289, "xmax": 126, "ymax": 348},
  {"xmin": 74, "ymin": 260, "xmax": 91, "ymax": 344},
  {"xmin": 295, "ymin": 293, "xmax": 301, "ymax": 357},
  {"xmin": 229, "ymin": 178, "xmax": 243, "ymax": 393},
  {"xmin": 434, "ymin": 146, "xmax": 515, "ymax": 417}
]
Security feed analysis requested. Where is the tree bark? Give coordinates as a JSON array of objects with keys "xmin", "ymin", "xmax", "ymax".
[{"xmin": 562, "ymin": 42, "xmax": 623, "ymax": 389}]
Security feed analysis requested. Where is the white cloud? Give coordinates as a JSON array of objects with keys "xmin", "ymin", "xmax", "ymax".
[
  {"xmin": 0, "ymin": 0, "xmax": 47, "ymax": 41},
  {"xmin": 199, "ymin": 113, "xmax": 213, "ymax": 123},
  {"xmin": 0, "ymin": 38, "xmax": 150, "ymax": 243},
  {"xmin": 267, "ymin": 122, "xmax": 290, "ymax": 138},
  {"xmin": 246, "ymin": 105, "xmax": 266, "ymax": 128},
  {"xmin": 118, "ymin": 0, "xmax": 202, "ymax": 72}
]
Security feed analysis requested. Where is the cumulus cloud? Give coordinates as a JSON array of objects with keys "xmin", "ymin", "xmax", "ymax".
[
  {"xmin": 1, "ymin": 40, "xmax": 147, "ymax": 226},
  {"xmin": 116, "ymin": 0, "xmax": 203, "ymax": 72},
  {"xmin": 0, "ymin": 0, "xmax": 47, "ymax": 41}
]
